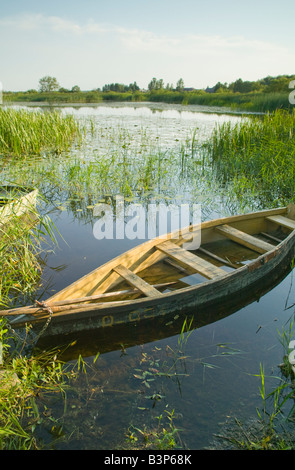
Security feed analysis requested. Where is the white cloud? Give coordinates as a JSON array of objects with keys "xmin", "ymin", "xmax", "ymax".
[
  {"xmin": 47, "ymin": 16, "xmax": 82, "ymax": 35},
  {"xmin": 0, "ymin": 12, "xmax": 291, "ymax": 58},
  {"xmin": 0, "ymin": 13, "xmax": 294, "ymax": 90},
  {"xmin": 0, "ymin": 12, "xmax": 288, "ymax": 56}
]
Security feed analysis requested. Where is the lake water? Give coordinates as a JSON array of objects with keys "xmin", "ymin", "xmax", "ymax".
[{"xmin": 4, "ymin": 102, "xmax": 295, "ymax": 449}]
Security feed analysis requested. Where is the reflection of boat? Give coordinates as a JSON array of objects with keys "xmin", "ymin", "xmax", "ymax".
[
  {"xmin": 3, "ymin": 205, "xmax": 295, "ymax": 338},
  {"xmin": 0, "ymin": 186, "xmax": 38, "ymax": 227}
]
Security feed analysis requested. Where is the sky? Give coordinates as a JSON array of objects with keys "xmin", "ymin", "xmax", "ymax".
[{"xmin": 0, "ymin": 0, "xmax": 294, "ymax": 91}]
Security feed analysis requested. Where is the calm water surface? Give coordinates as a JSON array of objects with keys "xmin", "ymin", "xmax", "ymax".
[{"xmin": 7, "ymin": 103, "xmax": 295, "ymax": 449}]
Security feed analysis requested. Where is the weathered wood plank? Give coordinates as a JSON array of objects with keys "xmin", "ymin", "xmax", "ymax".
[
  {"xmin": 216, "ymin": 224, "xmax": 274, "ymax": 254},
  {"xmin": 261, "ymin": 232, "xmax": 282, "ymax": 244},
  {"xmin": 197, "ymin": 247, "xmax": 239, "ymax": 269},
  {"xmin": 266, "ymin": 215, "xmax": 295, "ymax": 231},
  {"xmin": 156, "ymin": 240, "xmax": 226, "ymax": 279},
  {"xmin": 47, "ymin": 206, "xmax": 288, "ymax": 302},
  {"xmin": 112, "ymin": 264, "xmax": 160, "ymax": 297}
]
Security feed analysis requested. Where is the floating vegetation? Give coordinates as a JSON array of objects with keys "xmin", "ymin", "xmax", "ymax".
[
  {"xmin": 0, "ymin": 117, "xmax": 213, "ymax": 206},
  {"xmin": 0, "ymin": 320, "xmax": 80, "ymax": 450}
]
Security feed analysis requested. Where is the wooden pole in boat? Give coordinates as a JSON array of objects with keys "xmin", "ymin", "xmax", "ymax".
[{"xmin": 0, "ymin": 281, "xmax": 177, "ymax": 317}]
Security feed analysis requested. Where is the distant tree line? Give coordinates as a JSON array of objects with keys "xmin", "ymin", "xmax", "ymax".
[
  {"xmin": 102, "ymin": 82, "xmax": 140, "ymax": 92},
  {"xmin": 36, "ymin": 76, "xmax": 186, "ymax": 94},
  {"xmin": 38, "ymin": 76, "xmax": 81, "ymax": 93},
  {"xmin": 10, "ymin": 74, "xmax": 295, "ymax": 96},
  {"xmin": 207, "ymin": 75, "xmax": 295, "ymax": 94},
  {"xmin": 148, "ymin": 77, "xmax": 184, "ymax": 92}
]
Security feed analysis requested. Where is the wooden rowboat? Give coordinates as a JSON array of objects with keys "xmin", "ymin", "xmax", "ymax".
[
  {"xmin": 3, "ymin": 205, "xmax": 295, "ymax": 338},
  {"xmin": 0, "ymin": 185, "xmax": 38, "ymax": 228}
]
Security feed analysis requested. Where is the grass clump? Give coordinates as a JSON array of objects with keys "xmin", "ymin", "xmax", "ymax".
[
  {"xmin": 0, "ymin": 195, "xmax": 58, "ymax": 309},
  {"xmin": 0, "ymin": 318, "xmax": 77, "ymax": 450},
  {"xmin": 204, "ymin": 109, "xmax": 295, "ymax": 206},
  {"xmin": 0, "ymin": 107, "xmax": 83, "ymax": 157},
  {"xmin": 126, "ymin": 409, "xmax": 180, "ymax": 450}
]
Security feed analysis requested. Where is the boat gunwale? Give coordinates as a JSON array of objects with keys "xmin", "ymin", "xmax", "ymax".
[
  {"xmin": 8, "ymin": 205, "xmax": 295, "ymax": 327},
  {"xmin": 45, "ymin": 205, "xmax": 289, "ymax": 303},
  {"xmin": 0, "ymin": 187, "xmax": 38, "ymax": 226}
]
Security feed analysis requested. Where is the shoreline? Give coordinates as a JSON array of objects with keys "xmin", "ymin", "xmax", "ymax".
[{"xmin": 1, "ymin": 100, "xmax": 262, "ymax": 116}]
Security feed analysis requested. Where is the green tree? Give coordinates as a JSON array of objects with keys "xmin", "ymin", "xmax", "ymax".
[
  {"xmin": 213, "ymin": 81, "xmax": 229, "ymax": 93},
  {"xmin": 176, "ymin": 78, "xmax": 184, "ymax": 92},
  {"xmin": 128, "ymin": 82, "xmax": 140, "ymax": 92},
  {"xmin": 148, "ymin": 77, "xmax": 157, "ymax": 90},
  {"xmin": 266, "ymin": 77, "xmax": 290, "ymax": 93},
  {"xmin": 231, "ymin": 78, "xmax": 254, "ymax": 93},
  {"xmin": 148, "ymin": 78, "xmax": 164, "ymax": 91},
  {"xmin": 165, "ymin": 83, "xmax": 174, "ymax": 91},
  {"xmin": 157, "ymin": 79, "xmax": 164, "ymax": 90},
  {"xmin": 39, "ymin": 76, "xmax": 60, "ymax": 93}
]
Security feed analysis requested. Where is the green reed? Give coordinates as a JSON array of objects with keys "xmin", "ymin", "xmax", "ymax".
[
  {"xmin": 1, "ymin": 121, "xmax": 201, "ymax": 205},
  {"xmin": 204, "ymin": 109, "xmax": 295, "ymax": 207},
  {"xmin": 0, "ymin": 203, "xmax": 58, "ymax": 309},
  {"xmin": 0, "ymin": 107, "xmax": 83, "ymax": 157},
  {"xmin": 0, "ymin": 317, "xmax": 80, "ymax": 450}
]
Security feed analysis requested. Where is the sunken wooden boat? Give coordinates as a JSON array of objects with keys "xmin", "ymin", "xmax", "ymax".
[
  {"xmin": 0, "ymin": 185, "xmax": 38, "ymax": 227},
  {"xmin": 3, "ymin": 205, "xmax": 295, "ymax": 338}
]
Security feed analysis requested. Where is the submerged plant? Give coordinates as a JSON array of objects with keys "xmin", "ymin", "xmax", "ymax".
[
  {"xmin": 0, "ymin": 318, "xmax": 78, "ymax": 450},
  {"xmin": 127, "ymin": 409, "xmax": 180, "ymax": 450},
  {"xmin": 214, "ymin": 319, "xmax": 295, "ymax": 450}
]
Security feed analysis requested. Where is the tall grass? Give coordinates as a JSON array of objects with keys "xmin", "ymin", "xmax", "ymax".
[
  {"xmin": 0, "ymin": 317, "xmax": 78, "ymax": 449},
  {"xmin": 182, "ymin": 91, "xmax": 291, "ymax": 112},
  {"xmin": 4, "ymin": 90, "xmax": 291, "ymax": 112},
  {"xmin": 204, "ymin": 109, "xmax": 295, "ymax": 206},
  {"xmin": 0, "ymin": 203, "xmax": 58, "ymax": 309},
  {"xmin": 0, "ymin": 107, "xmax": 83, "ymax": 157},
  {"xmin": 0, "ymin": 121, "xmax": 200, "ymax": 204}
]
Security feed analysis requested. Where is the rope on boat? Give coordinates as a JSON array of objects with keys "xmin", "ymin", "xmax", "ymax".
[
  {"xmin": 32, "ymin": 300, "xmax": 54, "ymax": 340},
  {"xmin": 6, "ymin": 300, "xmax": 53, "ymax": 347}
]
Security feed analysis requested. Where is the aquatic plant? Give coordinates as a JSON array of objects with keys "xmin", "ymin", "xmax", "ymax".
[
  {"xmin": 0, "ymin": 107, "xmax": 83, "ymax": 157},
  {"xmin": 127, "ymin": 409, "xmax": 180, "ymax": 450},
  {"xmin": 0, "ymin": 118, "xmax": 206, "ymax": 207},
  {"xmin": 0, "ymin": 318, "xmax": 79, "ymax": 450},
  {"xmin": 212, "ymin": 318, "xmax": 295, "ymax": 450},
  {"xmin": 0, "ymin": 198, "xmax": 58, "ymax": 309},
  {"xmin": 204, "ymin": 109, "xmax": 295, "ymax": 207}
]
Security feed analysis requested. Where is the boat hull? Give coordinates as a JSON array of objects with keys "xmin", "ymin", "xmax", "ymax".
[
  {"xmin": 0, "ymin": 186, "xmax": 38, "ymax": 227},
  {"xmin": 10, "ymin": 209, "xmax": 295, "ymax": 338}
]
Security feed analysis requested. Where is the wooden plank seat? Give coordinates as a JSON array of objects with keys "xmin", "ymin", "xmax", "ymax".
[
  {"xmin": 266, "ymin": 215, "xmax": 295, "ymax": 231},
  {"xmin": 156, "ymin": 240, "xmax": 225, "ymax": 279},
  {"xmin": 215, "ymin": 224, "xmax": 274, "ymax": 254},
  {"xmin": 112, "ymin": 264, "xmax": 160, "ymax": 298}
]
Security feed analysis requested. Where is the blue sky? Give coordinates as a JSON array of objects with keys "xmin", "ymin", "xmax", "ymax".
[{"xmin": 1, "ymin": 0, "xmax": 294, "ymax": 91}]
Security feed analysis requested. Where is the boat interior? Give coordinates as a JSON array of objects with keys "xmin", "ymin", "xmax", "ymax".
[{"xmin": 47, "ymin": 206, "xmax": 295, "ymax": 307}]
